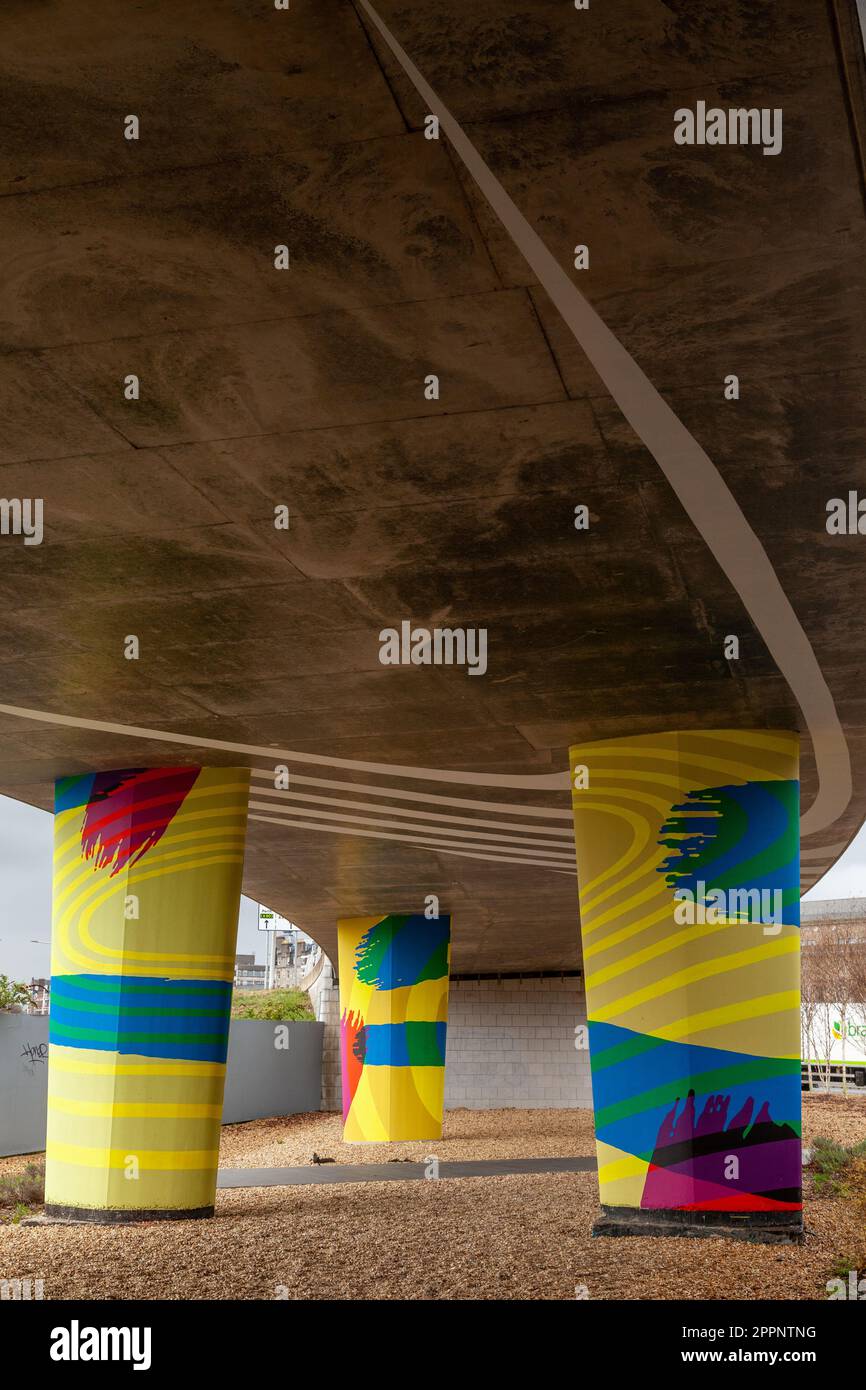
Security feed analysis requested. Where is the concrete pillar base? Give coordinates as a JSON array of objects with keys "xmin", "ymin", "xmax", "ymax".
[
  {"xmin": 592, "ymin": 1205, "xmax": 805, "ymax": 1245},
  {"xmin": 32, "ymin": 1205, "xmax": 214, "ymax": 1225}
]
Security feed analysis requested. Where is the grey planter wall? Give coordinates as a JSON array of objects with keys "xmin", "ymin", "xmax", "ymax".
[
  {"xmin": 0, "ymin": 1013, "xmax": 50, "ymax": 1158},
  {"xmin": 222, "ymin": 1019, "xmax": 324, "ymax": 1123},
  {"xmin": 0, "ymin": 1014, "xmax": 324, "ymax": 1157}
]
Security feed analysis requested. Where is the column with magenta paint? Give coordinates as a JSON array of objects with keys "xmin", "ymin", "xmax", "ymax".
[{"xmin": 569, "ymin": 730, "xmax": 802, "ymax": 1241}]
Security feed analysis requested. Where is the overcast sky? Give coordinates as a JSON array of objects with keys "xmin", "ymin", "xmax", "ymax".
[{"xmin": 1, "ymin": 792, "xmax": 864, "ymax": 983}]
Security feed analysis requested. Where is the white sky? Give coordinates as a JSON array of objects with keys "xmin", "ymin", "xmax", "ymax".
[{"xmin": 803, "ymin": 817, "xmax": 866, "ymax": 901}]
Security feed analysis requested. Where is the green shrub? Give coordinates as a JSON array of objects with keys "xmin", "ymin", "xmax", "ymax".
[
  {"xmin": 812, "ymin": 1137, "xmax": 851, "ymax": 1175},
  {"xmin": 810, "ymin": 1135, "xmax": 866, "ymax": 1195},
  {"xmin": 0, "ymin": 975, "xmax": 34, "ymax": 1012},
  {"xmin": 230, "ymin": 988, "xmax": 314, "ymax": 1021},
  {"xmin": 0, "ymin": 1161, "xmax": 45, "ymax": 1216}
]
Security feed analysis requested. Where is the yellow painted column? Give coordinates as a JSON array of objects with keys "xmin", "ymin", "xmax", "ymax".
[
  {"xmin": 45, "ymin": 766, "xmax": 249, "ymax": 1221},
  {"xmin": 569, "ymin": 730, "xmax": 802, "ymax": 1239},
  {"xmin": 338, "ymin": 912, "xmax": 451, "ymax": 1141}
]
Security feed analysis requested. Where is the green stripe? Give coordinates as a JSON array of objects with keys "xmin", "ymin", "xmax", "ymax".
[
  {"xmin": 590, "ymin": 1031, "xmax": 666, "ymax": 1073},
  {"xmin": 595, "ymin": 1057, "xmax": 802, "ymax": 1129},
  {"xmin": 53, "ymin": 996, "xmax": 228, "ymax": 1019},
  {"xmin": 405, "ymin": 1020, "xmax": 445, "ymax": 1066},
  {"xmin": 56, "ymin": 976, "xmax": 230, "ymax": 994},
  {"xmin": 50, "ymin": 1023, "xmax": 228, "ymax": 1045}
]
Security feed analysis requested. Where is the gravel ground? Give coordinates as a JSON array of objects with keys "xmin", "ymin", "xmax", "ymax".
[
  {"xmin": 0, "ymin": 1153, "xmax": 40, "ymax": 1178},
  {"xmin": 801, "ymin": 1094, "xmax": 866, "ymax": 1147},
  {"xmin": 0, "ymin": 1170, "xmax": 862, "ymax": 1301},
  {"xmin": 219, "ymin": 1094, "xmax": 866, "ymax": 1168},
  {"xmin": 2, "ymin": 1096, "xmax": 860, "ymax": 1179},
  {"xmin": 1, "ymin": 1097, "xmax": 864, "ymax": 1300},
  {"xmin": 217, "ymin": 1105, "xmax": 598, "ymax": 1168},
  {"xmin": 3, "ymin": 1095, "xmax": 861, "ymax": 1173}
]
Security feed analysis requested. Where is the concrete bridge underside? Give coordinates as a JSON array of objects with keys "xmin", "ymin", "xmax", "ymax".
[{"xmin": 2, "ymin": 0, "xmax": 866, "ymax": 973}]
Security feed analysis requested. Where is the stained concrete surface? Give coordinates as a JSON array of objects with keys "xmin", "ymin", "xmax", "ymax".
[{"xmin": 0, "ymin": 1, "xmax": 865, "ymax": 971}]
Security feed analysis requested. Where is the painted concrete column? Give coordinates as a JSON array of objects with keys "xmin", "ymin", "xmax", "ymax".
[
  {"xmin": 569, "ymin": 731, "xmax": 802, "ymax": 1240},
  {"xmin": 338, "ymin": 912, "xmax": 451, "ymax": 1141},
  {"xmin": 45, "ymin": 766, "xmax": 250, "ymax": 1222}
]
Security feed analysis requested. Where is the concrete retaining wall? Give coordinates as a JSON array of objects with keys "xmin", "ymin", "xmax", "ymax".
[
  {"xmin": 0, "ymin": 1013, "xmax": 324, "ymax": 1157},
  {"xmin": 0, "ymin": 1013, "xmax": 49, "ymax": 1158},
  {"xmin": 222, "ymin": 1019, "xmax": 324, "ymax": 1123}
]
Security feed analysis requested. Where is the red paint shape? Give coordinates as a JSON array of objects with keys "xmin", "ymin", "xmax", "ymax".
[
  {"xmin": 340, "ymin": 1009, "xmax": 366, "ymax": 1120},
  {"xmin": 81, "ymin": 768, "xmax": 199, "ymax": 876}
]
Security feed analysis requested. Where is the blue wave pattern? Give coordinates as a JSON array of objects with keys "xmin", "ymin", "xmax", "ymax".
[
  {"xmin": 656, "ymin": 780, "xmax": 800, "ymax": 926},
  {"xmin": 49, "ymin": 974, "xmax": 233, "ymax": 1062}
]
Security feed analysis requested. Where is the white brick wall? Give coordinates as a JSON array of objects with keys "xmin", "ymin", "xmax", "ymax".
[
  {"xmin": 444, "ymin": 977, "xmax": 592, "ymax": 1110},
  {"xmin": 313, "ymin": 968, "xmax": 593, "ymax": 1114},
  {"xmin": 309, "ymin": 957, "xmax": 342, "ymax": 1112}
]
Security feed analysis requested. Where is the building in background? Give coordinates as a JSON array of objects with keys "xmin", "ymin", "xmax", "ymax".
[
  {"xmin": 234, "ymin": 923, "xmax": 316, "ymax": 994},
  {"xmin": 233, "ymin": 954, "xmax": 267, "ymax": 991},
  {"xmin": 257, "ymin": 903, "xmax": 317, "ymax": 990},
  {"xmin": 274, "ymin": 929, "xmax": 317, "ymax": 989},
  {"xmin": 801, "ymin": 896, "xmax": 866, "ymax": 943},
  {"xmin": 26, "ymin": 978, "xmax": 49, "ymax": 1015}
]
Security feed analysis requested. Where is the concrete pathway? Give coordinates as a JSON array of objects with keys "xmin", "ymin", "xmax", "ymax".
[{"xmin": 217, "ymin": 1155, "xmax": 596, "ymax": 1188}]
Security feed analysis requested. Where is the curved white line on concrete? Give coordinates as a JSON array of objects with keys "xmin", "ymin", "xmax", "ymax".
[
  {"xmin": 417, "ymin": 842, "xmax": 576, "ymax": 877},
  {"xmin": 356, "ymin": 1, "xmax": 851, "ymax": 838},
  {"xmin": 0, "ymin": 702, "xmax": 569, "ymax": 792},
  {"xmin": 248, "ymin": 812, "xmax": 571, "ymax": 872},
  {"xmin": 250, "ymin": 786, "xmax": 575, "ymax": 837},
  {"xmin": 249, "ymin": 769, "xmax": 574, "ymax": 820},
  {"xmin": 800, "ymin": 841, "xmax": 849, "ymax": 860},
  {"xmin": 247, "ymin": 799, "xmax": 575, "ymax": 857}
]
